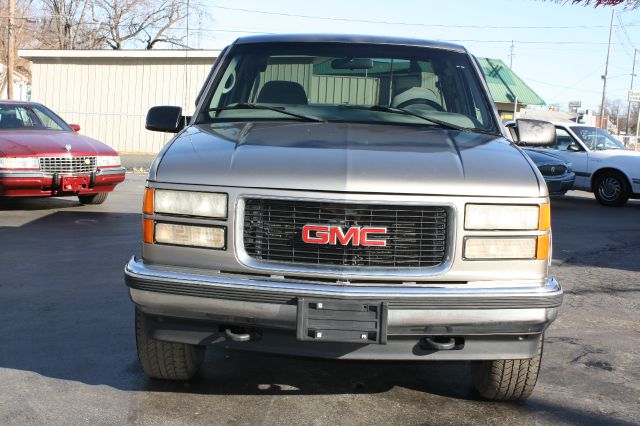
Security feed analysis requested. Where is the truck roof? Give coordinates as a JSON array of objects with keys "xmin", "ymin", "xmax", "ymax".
[{"xmin": 233, "ymin": 33, "xmax": 467, "ymax": 52}]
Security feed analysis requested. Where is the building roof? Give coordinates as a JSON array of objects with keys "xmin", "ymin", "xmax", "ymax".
[
  {"xmin": 477, "ymin": 57, "xmax": 545, "ymax": 106},
  {"xmin": 517, "ymin": 108, "xmax": 577, "ymax": 122},
  {"xmin": 18, "ymin": 49, "xmax": 221, "ymax": 59},
  {"xmin": 234, "ymin": 34, "xmax": 466, "ymax": 52}
]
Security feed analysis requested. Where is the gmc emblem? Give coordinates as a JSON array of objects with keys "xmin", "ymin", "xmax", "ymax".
[{"xmin": 302, "ymin": 224, "xmax": 387, "ymax": 247}]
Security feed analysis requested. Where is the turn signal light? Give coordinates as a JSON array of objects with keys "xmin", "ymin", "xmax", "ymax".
[
  {"xmin": 142, "ymin": 218, "xmax": 154, "ymax": 244},
  {"xmin": 143, "ymin": 187, "xmax": 154, "ymax": 215},
  {"xmin": 538, "ymin": 203, "xmax": 551, "ymax": 231},
  {"xmin": 536, "ymin": 234, "xmax": 550, "ymax": 260}
]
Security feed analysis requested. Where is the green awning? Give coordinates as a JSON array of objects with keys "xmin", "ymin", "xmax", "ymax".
[{"xmin": 477, "ymin": 57, "xmax": 545, "ymax": 106}]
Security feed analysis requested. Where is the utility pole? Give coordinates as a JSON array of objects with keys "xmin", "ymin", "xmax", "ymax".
[
  {"xmin": 508, "ymin": 40, "xmax": 515, "ymax": 69},
  {"xmin": 6, "ymin": 0, "xmax": 15, "ymax": 99},
  {"xmin": 599, "ymin": 9, "xmax": 615, "ymax": 129},
  {"xmin": 626, "ymin": 49, "xmax": 637, "ymax": 135}
]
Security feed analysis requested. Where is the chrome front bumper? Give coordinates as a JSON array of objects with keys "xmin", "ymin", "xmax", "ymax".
[
  {"xmin": 0, "ymin": 166, "xmax": 126, "ymax": 178},
  {"xmin": 125, "ymin": 256, "xmax": 562, "ymax": 337}
]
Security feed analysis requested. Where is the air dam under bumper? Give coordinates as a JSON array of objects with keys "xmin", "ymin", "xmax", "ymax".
[{"xmin": 125, "ymin": 257, "xmax": 562, "ymax": 360}]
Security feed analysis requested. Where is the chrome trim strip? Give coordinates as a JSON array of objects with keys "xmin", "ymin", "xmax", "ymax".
[
  {"xmin": 97, "ymin": 167, "xmax": 126, "ymax": 175},
  {"xmin": 234, "ymin": 194, "xmax": 457, "ymax": 278},
  {"xmin": 0, "ymin": 170, "xmax": 45, "ymax": 178},
  {"xmin": 124, "ymin": 256, "xmax": 562, "ymax": 309}
]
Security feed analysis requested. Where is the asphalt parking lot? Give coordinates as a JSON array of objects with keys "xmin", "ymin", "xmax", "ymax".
[{"xmin": 1, "ymin": 173, "xmax": 639, "ymax": 426}]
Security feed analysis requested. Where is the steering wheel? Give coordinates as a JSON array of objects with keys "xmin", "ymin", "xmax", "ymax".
[{"xmin": 396, "ymin": 98, "xmax": 445, "ymax": 112}]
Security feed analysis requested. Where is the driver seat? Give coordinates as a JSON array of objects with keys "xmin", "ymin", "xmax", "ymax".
[
  {"xmin": 257, "ymin": 81, "xmax": 309, "ymax": 105},
  {"xmin": 392, "ymin": 87, "xmax": 442, "ymax": 109},
  {"xmin": 0, "ymin": 113, "xmax": 23, "ymax": 129}
]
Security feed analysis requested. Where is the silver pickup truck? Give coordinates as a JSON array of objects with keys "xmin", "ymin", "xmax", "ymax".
[{"xmin": 125, "ymin": 34, "xmax": 562, "ymax": 401}]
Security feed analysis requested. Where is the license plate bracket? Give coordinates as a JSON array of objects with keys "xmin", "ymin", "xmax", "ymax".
[
  {"xmin": 60, "ymin": 175, "xmax": 90, "ymax": 193},
  {"xmin": 296, "ymin": 298, "xmax": 387, "ymax": 344}
]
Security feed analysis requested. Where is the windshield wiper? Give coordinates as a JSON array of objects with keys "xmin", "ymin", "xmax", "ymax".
[
  {"xmin": 342, "ymin": 104, "xmax": 490, "ymax": 133},
  {"xmin": 209, "ymin": 102, "xmax": 326, "ymax": 123}
]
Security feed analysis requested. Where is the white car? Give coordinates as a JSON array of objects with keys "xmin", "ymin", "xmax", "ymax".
[{"xmin": 538, "ymin": 122, "xmax": 640, "ymax": 206}]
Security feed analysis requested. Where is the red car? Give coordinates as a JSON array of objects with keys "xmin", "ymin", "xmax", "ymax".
[{"xmin": 0, "ymin": 101, "xmax": 125, "ymax": 204}]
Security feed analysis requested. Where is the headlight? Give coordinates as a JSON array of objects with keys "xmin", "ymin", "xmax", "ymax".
[
  {"xmin": 464, "ymin": 237, "xmax": 537, "ymax": 260},
  {"xmin": 154, "ymin": 189, "xmax": 227, "ymax": 218},
  {"xmin": 97, "ymin": 156, "xmax": 121, "ymax": 167},
  {"xmin": 0, "ymin": 157, "xmax": 40, "ymax": 169},
  {"xmin": 465, "ymin": 204, "xmax": 542, "ymax": 230},
  {"xmin": 154, "ymin": 223, "xmax": 225, "ymax": 249}
]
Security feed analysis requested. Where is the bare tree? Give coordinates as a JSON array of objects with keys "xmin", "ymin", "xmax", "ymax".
[
  {"xmin": 4, "ymin": 0, "xmax": 201, "ymax": 53},
  {"xmin": 37, "ymin": 0, "xmax": 103, "ymax": 49},
  {"xmin": 93, "ymin": 0, "xmax": 191, "ymax": 49},
  {"xmin": 546, "ymin": 0, "xmax": 640, "ymax": 7},
  {"xmin": 1, "ymin": 0, "xmax": 40, "ymax": 94}
]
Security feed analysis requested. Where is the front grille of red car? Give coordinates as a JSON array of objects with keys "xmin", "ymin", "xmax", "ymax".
[
  {"xmin": 243, "ymin": 199, "xmax": 449, "ymax": 268},
  {"xmin": 39, "ymin": 156, "xmax": 97, "ymax": 174}
]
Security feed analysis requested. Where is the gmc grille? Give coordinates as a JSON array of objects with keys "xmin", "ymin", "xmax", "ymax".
[
  {"xmin": 39, "ymin": 156, "xmax": 97, "ymax": 174},
  {"xmin": 243, "ymin": 199, "xmax": 448, "ymax": 268}
]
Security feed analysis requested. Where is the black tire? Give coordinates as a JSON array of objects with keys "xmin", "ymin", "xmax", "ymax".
[
  {"xmin": 471, "ymin": 334, "xmax": 543, "ymax": 401},
  {"xmin": 78, "ymin": 192, "xmax": 109, "ymax": 205},
  {"xmin": 593, "ymin": 171, "xmax": 630, "ymax": 207},
  {"xmin": 135, "ymin": 308, "xmax": 205, "ymax": 380}
]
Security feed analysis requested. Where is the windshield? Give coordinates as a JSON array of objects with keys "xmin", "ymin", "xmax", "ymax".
[
  {"xmin": 198, "ymin": 42, "xmax": 497, "ymax": 133},
  {"xmin": 0, "ymin": 104, "xmax": 71, "ymax": 131},
  {"xmin": 571, "ymin": 126, "xmax": 626, "ymax": 150}
]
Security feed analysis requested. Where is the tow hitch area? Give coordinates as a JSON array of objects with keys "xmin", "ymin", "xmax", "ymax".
[{"xmin": 296, "ymin": 298, "xmax": 388, "ymax": 344}]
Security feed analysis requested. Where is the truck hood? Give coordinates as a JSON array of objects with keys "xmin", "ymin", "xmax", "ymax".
[
  {"xmin": 153, "ymin": 122, "xmax": 543, "ymax": 197},
  {"xmin": 0, "ymin": 130, "xmax": 116, "ymax": 156}
]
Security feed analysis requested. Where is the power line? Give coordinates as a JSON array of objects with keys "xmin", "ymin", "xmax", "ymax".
[
  {"xmin": 615, "ymin": 13, "xmax": 636, "ymax": 59},
  {"xmin": 446, "ymin": 39, "xmax": 622, "ymax": 45},
  {"xmin": 520, "ymin": 75, "xmax": 604, "ymax": 94},
  {"xmin": 3, "ymin": 14, "xmax": 627, "ymax": 46},
  {"xmin": 207, "ymin": 5, "xmax": 640, "ymax": 30}
]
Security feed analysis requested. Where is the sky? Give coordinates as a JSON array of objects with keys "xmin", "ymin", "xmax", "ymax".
[{"xmin": 182, "ymin": 0, "xmax": 640, "ymax": 113}]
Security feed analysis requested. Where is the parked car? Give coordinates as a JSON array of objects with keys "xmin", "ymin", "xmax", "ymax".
[
  {"xmin": 522, "ymin": 148, "xmax": 575, "ymax": 196},
  {"xmin": 531, "ymin": 121, "xmax": 638, "ymax": 206},
  {"xmin": 125, "ymin": 34, "xmax": 562, "ymax": 401},
  {"xmin": 0, "ymin": 101, "xmax": 125, "ymax": 204}
]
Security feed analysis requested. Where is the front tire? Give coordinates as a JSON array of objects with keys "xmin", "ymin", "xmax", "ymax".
[
  {"xmin": 78, "ymin": 192, "xmax": 109, "ymax": 205},
  {"xmin": 135, "ymin": 308, "xmax": 205, "ymax": 380},
  {"xmin": 594, "ymin": 172, "xmax": 629, "ymax": 207},
  {"xmin": 471, "ymin": 334, "xmax": 543, "ymax": 401}
]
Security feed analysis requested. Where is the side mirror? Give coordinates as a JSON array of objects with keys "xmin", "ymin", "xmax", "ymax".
[
  {"xmin": 567, "ymin": 143, "xmax": 581, "ymax": 152},
  {"xmin": 146, "ymin": 106, "xmax": 186, "ymax": 133},
  {"xmin": 513, "ymin": 119, "xmax": 555, "ymax": 146},
  {"xmin": 69, "ymin": 124, "xmax": 81, "ymax": 133}
]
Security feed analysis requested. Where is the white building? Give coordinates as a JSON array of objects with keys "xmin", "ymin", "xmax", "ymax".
[
  {"xmin": 1, "ymin": 64, "xmax": 30, "ymax": 101},
  {"xmin": 19, "ymin": 49, "xmax": 220, "ymax": 153}
]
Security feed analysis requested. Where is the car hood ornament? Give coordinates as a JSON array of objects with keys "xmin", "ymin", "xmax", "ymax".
[{"xmin": 65, "ymin": 144, "xmax": 72, "ymax": 152}]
